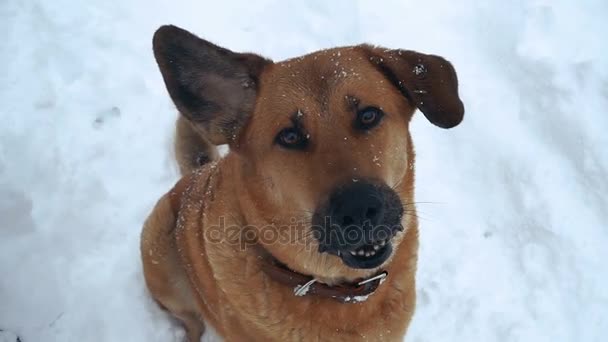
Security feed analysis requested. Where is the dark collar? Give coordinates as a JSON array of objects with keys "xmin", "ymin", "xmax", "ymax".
[{"xmin": 258, "ymin": 248, "xmax": 388, "ymax": 304}]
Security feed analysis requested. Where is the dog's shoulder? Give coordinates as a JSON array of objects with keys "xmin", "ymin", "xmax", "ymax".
[
  {"xmin": 168, "ymin": 172, "xmax": 196, "ymax": 215},
  {"xmin": 168, "ymin": 160, "xmax": 226, "ymax": 217}
]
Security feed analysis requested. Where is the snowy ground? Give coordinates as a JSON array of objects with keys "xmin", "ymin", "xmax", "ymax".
[{"xmin": 1, "ymin": 0, "xmax": 607, "ymax": 341}]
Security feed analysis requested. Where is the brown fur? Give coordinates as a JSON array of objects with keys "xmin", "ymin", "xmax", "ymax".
[{"xmin": 141, "ymin": 25, "xmax": 463, "ymax": 341}]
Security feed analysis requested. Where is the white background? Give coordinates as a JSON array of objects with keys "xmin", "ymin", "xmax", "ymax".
[{"xmin": 1, "ymin": 0, "xmax": 607, "ymax": 341}]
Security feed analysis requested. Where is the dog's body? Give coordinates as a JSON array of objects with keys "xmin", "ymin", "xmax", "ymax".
[
  {"xmin": 141, "ymin": 25, "xmax": 463, "ymax": 341},
  {"xmin": 142, "ymin": 152, "xmax": 418, "ymax": 341}
]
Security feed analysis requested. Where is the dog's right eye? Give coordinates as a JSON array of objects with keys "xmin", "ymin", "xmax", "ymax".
[
  {"xmin": 276, "ymin": 127, "xmax": 308, "ymax": 150},
  {"xmin": 355, "ymin": 107, "xmax": 384, "ymax": 130}
]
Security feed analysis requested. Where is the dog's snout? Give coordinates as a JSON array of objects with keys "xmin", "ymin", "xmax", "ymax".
[
  {"xmin": 313, "ymin": 180, "xmax": 404, "ymax": 269},
  {"xmin": 330, "ymin": 182, "xmax": 384, "ymax": 228}
]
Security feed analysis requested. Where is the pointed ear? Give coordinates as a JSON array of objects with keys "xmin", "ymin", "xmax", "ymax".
[
  {"xmin": 153, "ymin": 25, "xmax": 272, "ymax": 144},
  {"xmin": 363, "ymin": 45, "xmax": 464, "ymax": 128}
]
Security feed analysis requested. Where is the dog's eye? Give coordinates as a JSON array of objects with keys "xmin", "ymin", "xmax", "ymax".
[
  {"xmin": 356, "ymin": 107, "xmax": 384, "ymax": 130},
  {"xmin": 276, "ymin": 127, "xmax": 308, "ymax": 149}
]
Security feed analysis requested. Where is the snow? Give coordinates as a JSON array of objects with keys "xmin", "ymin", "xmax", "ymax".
[{"xmin": 1, "ymin": 0, "xmax": 607, "ymax": 341}]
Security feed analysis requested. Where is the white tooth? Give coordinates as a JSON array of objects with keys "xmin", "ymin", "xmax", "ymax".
[
  {"xmin": 373, "ymin": 245, "xmax": 380, "ymax": 251},
  {"xmin": 380, "ymin": 240, "xmax": 386, "ymax": 246},
  {"xmin": 370, "ymin": 251, "xmax": 376, "ymax": 256},
  {"xmin": 337, "ymin": 251, "xmax": 341, "ymax": 256},
  {"xmin": 365, "ymin": 252, "xmax": 370, "ymax": 257},
  {"xmin": 358, "ymin": 250, "xmax": 365, "ymax": 256},
  {"xmin": 350, "ymin": 251, "xmax": 357, "ymax": 256}
]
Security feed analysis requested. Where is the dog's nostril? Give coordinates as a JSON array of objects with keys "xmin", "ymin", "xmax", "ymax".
[
  {"xmin": 342, "ymin": 216, "xmax": 354, "ymax": 226},
  {"xmin": 365, "ymin": 207, "xmax": 378, "ymax": 219}
]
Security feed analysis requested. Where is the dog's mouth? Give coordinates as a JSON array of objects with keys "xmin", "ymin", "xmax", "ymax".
[
  {"xmin": 336, "ymin": 238, "xmax": 394, "ymax": 269},
  {"xmin": 312, "ymin": 179, "xmax": 404, "ymax": 270}
]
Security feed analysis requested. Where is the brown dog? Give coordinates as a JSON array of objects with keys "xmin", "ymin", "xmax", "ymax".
[{"xmin": 141, "ymin": 25, "xmax": 464, "ymax": 341}]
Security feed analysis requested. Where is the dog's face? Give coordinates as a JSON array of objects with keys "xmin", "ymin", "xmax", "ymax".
[
  {"xmin": 153, "ymin": 26, "xmax": 463, "ymax": 281},
  {"xmin": 239, "ymin": 53, "xmax": 413, "ymax": 272}
]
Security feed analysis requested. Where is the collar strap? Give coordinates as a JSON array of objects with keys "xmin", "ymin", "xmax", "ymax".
[{"xmin": 259, "ymin": 252, "xmax": 388, "ymax": 303}]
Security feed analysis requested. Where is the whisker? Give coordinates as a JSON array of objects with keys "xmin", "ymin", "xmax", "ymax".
[
  {"xmin": 402, "ymin": 201, "xmax": 443, "ymax": 206},
  {"xmin": 403, "ymin": 211, "xmax": 430, "ymax": 222},
  {"xmin": 409, "ymin": 209, "xmax": 431, "ymax": 218},
  {"xmin": 391, "ymin": 177, "xmax": 405, "ymax": 191},
  {"xmin": 284, "ymin": 209, "xmax": 316, "ymax": 216}
]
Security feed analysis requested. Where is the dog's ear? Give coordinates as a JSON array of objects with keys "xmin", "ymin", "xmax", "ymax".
[
  {"xmin": 153, "ymin": 25, "xmax": 272, "ymax": 144},
  {"xmin": 363, "ymin": 46, "xmax": 464, "ymax": 128}
]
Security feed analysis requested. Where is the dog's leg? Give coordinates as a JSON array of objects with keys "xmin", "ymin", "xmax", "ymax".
[
  {"xmin": 174, "ymin": 116, "xmax": 218, "ymax": 175},
  {"xmin": 141, "ymin": 194, "xmax": 206, "ymax": 341},
  {"xmin": 173, "ymin": 311, "xmax": 205, "ymax": 342}
]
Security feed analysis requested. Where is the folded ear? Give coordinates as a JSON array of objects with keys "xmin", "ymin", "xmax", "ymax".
[
  {"xmin": 153, "ymin": 25, "xmax": 272, "ymax": 144},
  {"xmin": 363, "ymin": 46, "xmax": 464, "ymax": 128}
]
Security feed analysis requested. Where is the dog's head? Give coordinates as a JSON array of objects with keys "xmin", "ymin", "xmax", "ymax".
[{"xmin": 154, "ymin": 25, "xmax": 463, "ymax": 281}]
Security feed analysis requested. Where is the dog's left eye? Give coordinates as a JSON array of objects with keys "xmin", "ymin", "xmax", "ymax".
[
  {"xmin": 355, "ymin": 107, "xmax": 384, "ymax": 130},
  {"xmin": 276, "ymin": 127, "xmax": 308, "ymax": 150}
]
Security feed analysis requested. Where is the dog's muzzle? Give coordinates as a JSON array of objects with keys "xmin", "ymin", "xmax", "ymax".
[{"xmin": 312, "ymin": 180, "xmax": 404, "ymax": 269}]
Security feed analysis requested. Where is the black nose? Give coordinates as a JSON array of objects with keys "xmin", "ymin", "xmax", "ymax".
[
  {"xmin": 315, "ymin": 181, "xmax": 403, "ymax": 248},
  {"xmin": 329, "ymin": 182, "xmax": 384, "ymax": 228},
  {"xmin": 313, "ymin": 181, "xmax": 404, "ymax": 269}
]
